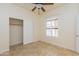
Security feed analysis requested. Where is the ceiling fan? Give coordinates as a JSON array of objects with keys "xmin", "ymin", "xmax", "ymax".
[{"xmin": 32, "ymin": 3, "xmax": 54, "ymax": 12}]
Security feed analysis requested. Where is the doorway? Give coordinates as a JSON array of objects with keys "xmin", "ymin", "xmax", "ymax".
[
  {"xmin": 76, "ymin": 16, "xmax": 79, "ymax": 53},
  {"xmin": 9, "ymin": 18, "xmax": 23, "ymax": 48}
]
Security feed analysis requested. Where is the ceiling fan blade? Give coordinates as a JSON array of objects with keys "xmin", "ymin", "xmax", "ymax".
[
  {"xmin": 32, "ymin": 6, "xmax": 36, "ymax": 11},
  {"xmin": 41, "ymin": 7, "xmax": 46, "ymax": 12},
  {"xmin": 41, "ymin": 3, "xmax": 54, "ymax": 5}
]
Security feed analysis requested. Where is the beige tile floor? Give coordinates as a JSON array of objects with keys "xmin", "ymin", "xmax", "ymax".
[{"xmin": 0, "ymin": 41, "xmax": 79, "ymax": 56}]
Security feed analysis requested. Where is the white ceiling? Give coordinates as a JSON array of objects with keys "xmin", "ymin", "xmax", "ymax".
[{"xmin": 13, "ymin": 3, "xmax": 65, "ymax": 15}]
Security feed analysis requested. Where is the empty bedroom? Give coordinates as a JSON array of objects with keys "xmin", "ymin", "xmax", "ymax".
[{"xmin": 0, "ymin": 3, "xmax": 79, "ymax": 56}]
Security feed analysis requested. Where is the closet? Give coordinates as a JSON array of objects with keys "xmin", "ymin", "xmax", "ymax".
[{"xmin": 9, "ymin": 18, "xmax": 23, "ymax": 46}]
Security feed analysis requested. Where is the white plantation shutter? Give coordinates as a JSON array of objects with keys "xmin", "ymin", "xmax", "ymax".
[{"xmin": 46, "ymin": 18, "xmax": 58, "ymax": 37}]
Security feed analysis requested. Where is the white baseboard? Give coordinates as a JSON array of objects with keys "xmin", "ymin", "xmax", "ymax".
[
  {"xmin": 40, "ymin": 40, "xmax": 78, "ymax": 53},
  {"xmin": 0, "ymin": 49, "xmax": 9, "ymax": 54},
  {"xmin": 23, "ymin": 40, "xmax": 39, "ymax": 45}
]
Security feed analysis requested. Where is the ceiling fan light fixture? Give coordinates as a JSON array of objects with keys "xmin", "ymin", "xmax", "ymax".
[
  {"xmin": 32, "ymin": 3, "xmax": 54, "ymax": 15},
  {"xmin": 36, "ymin": 4, "xmax": 42, "ymax": 8}
]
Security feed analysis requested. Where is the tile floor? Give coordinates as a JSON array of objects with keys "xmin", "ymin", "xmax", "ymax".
[{"xmin": 0, "ymin": 41, "xmax": 79, "ymax": 56}]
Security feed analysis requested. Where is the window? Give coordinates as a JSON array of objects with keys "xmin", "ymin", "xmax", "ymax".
[{"xmin": 46, "ymin": 18, "xmax": 58, "ymax": 37}]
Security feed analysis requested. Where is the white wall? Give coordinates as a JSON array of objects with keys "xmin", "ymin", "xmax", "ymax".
[
  {"xmin": 0, "ymin": 3, "xmax": 78, "ymax": 53},
  {"xmin": 0, "ymin": 4, "xmax": 39, "ymax": 53},
  {"xmin": 40, "ymin": 4, "xmax": 79, "ymax": 51}
]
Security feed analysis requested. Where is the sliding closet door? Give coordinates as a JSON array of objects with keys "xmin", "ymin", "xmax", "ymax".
[{"xmin": 9, "ymin": 18, "xmax": 23, "ymax": 46}]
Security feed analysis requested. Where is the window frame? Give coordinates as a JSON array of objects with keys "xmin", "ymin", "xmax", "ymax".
[{"xmin": 46, "ymin": 18, "xmax": 58, "ymax": 37}]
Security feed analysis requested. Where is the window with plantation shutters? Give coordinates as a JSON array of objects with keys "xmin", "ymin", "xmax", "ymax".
[{"xmin": 46, "ymin": 18, "xmax": 58, "ymax": 37}]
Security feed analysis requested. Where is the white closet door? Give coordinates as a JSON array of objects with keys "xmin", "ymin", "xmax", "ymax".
[
  {"xmin": 76, "ymin": 16, "xmax": 79, "ymax": 52},
  {"xmin": 10, "ymin": 24, "xmax": 23, "ymax": 46},
  {"xmin": 18, "ymin": 25, "xmax": 23, "ymax": 44}
]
